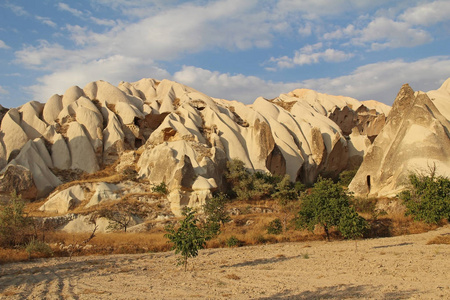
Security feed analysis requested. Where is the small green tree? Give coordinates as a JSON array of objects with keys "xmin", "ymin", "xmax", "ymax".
[
  {"xmin": 104, "ymin": 210, "xmax": 134, "ymax": 232},
  {"xmin": 267, "ymin": 218, "xmax": 283, "ymax": 235},
  {"xmin": 203, "ymin": 193, "xmax": 231, "ymax": 228},
  {"xmin": 338, "ymin": 207, "xmax": 369, "ymax": 250},
  {"xmin": 400, "ymin": 173, "xmax": 450, "ymax": 224},
  {"xmin": 338, "ymin": 169, "xmax": 358, "ymax": 187},
  {"xmin": 165, "ymin": 207, "xmax": 219, "ymax": 271},
  {"xmin": 225, "ymin": 159, "xmax": 280, "ymax": 201},
  {"xmin": 0, "ymin": 192, "xmax": 33, "ymax": 247},
  {"xmin": 296, "ymin": 177, "xmax": 366, "ymax": 241},
  {"xmin": 272, "ymin": 175, "xmax": 302, "ymax": 231}
]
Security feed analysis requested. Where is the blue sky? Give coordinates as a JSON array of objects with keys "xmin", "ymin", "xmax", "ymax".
[{"xmin": 0, "ymin": 0, "xmax": 449, "ymax": 108}]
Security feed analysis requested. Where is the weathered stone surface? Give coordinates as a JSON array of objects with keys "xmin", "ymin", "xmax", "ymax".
[
  {"xmin": 349, "ymin": 84, "xmax": 450, "ymax": 197},
  {"xmin": 43, "ymin": 94, "xmax": 63, "ymax": 124},
  {"xmin": 19, "ymin": 101, "xmax": 48, "ymax": 140},
  {"xmin": 75, "ymin": 106, "xmax": 103, "ymax": 155},
  {"xmin": 8, "ymin": 139, "xmax": 62, "ymax": 198},
  {"xmin": 67, "ymin": 122, "xmax": 99, "ymax": 173},
  {"xmin": 0, "ymin": 164, "xmax": 37, "ymax": 199},
  {"xmin": 62, "ymin": 86, "xmax": 84, "ymax": 107},
  {"xmin": 39, "ymin": 185, "xmax": 85, "ymax": 214},
  {"xmin": 1, "ymin": 109, "xmax": 29, "ymax": 160},
  {"xmin": 85, "ymin": 182, "xmax": 120, "ymax": 208},
  {"xmin": 51, "ymin": 133, "xmax": 71, "ymax": 170}
]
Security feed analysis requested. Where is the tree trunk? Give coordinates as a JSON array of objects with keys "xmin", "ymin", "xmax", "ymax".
[{"xmin": 324, "ymin": 225, "xmax": 330, "ymax": 241}]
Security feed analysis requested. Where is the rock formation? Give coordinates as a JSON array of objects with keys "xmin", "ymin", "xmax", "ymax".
[
  {"xmin": 1, "ymin": 77, "xmax": 390, "ymax": 217},
  {"xmin": 349, "ymin": 82, "xmax": 450, "ymax": 197}
]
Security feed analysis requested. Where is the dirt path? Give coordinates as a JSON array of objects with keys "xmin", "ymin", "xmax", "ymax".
[{"xmin": 1, "ymin": 225, "xmax": 449, "ymax": 299}]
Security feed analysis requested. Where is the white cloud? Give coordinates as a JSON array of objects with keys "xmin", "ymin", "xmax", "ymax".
[
  {"xmin": 5, "ymin": 3, "xmax": 29, "ymax": 16},
  {"xmin": 301, "ymin": 56, "xmax": 450, "ymax": 103},
  {"xmin": 90, "ymin": 17, "xmax": 117, "ymax": 27},
  {"xmin": 399, "ymin": 0, "xmax": 450, "ymax": 26},
  {"xmin": 276, "ymin": 0, "xmax": 393, "ymax": 18},
  {"xmin": 57, "ymin": 3, "xmax": 84, "ymax": 18},
  {"xmin": 174, "ymin": 57, "xmax": 450, "ymax": 105},
  {"xmin": 0, "ymin": 40, "xmax": 10, "ymax": 49},
  {"xmin": 27, "ymin": 55, "xmax": 170, "ymax": 101},
  {"xmin": 0, "ymin": 86, "xmax": 9, "ymax": 95},
  {"xmin": 14, "ymin": 41, "xmax": 82, "ymax": 68},
  {"xmin": 323, "ymin": 24, "xmax": 355, "ymax": 40},
  {"xmin": 270, "ymin": 43, "xmax": 354, "ymax": 69},
  {"xmin": 353, "ymin": 17, "xmax": 432, "ymax": 49},
  {"xmin": 298, "ymin": 23, "xmax": 312, "ymax": 36},
  {"xmin": 17, "ymin": 0, "xmax": 277, "ymax": 68},
  {"xmin": 35, "ymin": 16, "xmax": 57, "ymax": 28},
  {"xmin": 173, "ymin": 66, "xmax": 300, "ymax": 102}
]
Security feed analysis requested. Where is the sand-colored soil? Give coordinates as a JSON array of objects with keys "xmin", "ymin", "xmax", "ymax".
[{"xmin": 1, "ymin": 225, "xmax": 449, "ymax": 299}]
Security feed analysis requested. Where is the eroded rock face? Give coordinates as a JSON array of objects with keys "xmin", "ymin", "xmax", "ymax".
[
  {"xmin": 8, "ymin": 139, "xmax": 62, "ymax": 198},
  {"xmin": 349, "ymin": 84, "xmax": 450, "ymax": 197},
  {"xmin": 0, "ymin": 76, "xmax": 396, "ymax": 213},
  {"xmin": 39, "ymin": 185, "xmax": 85, "ymax": 214},
  {"xmin": 0, "ymin": 165, "xmax": 37, "ymax": 199}
]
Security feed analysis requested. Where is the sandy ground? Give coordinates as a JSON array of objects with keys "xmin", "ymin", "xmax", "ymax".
[{"xmin": 1, "ymin": 226, "xmax": 449, "ymax": 300}]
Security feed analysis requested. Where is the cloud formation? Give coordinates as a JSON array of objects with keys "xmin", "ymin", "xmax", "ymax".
[
  {"xmin": 3, "ymin": 0, "xmax": 450, "ymax": 107},
  {"xmin": 270, "ymin": 43, "xmax": 354, "ymax": 69},
  {"xmin": 0, "ymin": 40, "xmax": 10, "ymax": 49}
]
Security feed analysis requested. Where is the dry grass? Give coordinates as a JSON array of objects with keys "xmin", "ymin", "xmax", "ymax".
[
  {"xmin": 426, "ymin": 235, "xmax": 450, "ymax": 245},
  {"xmin": 3, "ymin": 197, "xmax": 447, "ymax": 265},
  {"xmin": 0, "ymin": 249, "xmax": 29, "ymax": 264},
  {"xmin": 225, "ymin": 273, "xmax": 241, "ymax": 280},
  {"xmin": 272, "ymin": 100, "xmax": 297, "ymax": 112}
]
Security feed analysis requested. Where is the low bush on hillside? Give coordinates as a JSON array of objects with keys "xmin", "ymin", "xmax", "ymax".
[
  {"xmin": 338, "ymin": 169, "xmax": 358, "ymax": 187},
  {"xmin": 0, "ymin": 192, "xmax": 34, "ymax": 248},
  {"xmin": 267, "ymin": 218, "xmax": 283, "ymax": 235},
  {"xmin": 400, "ymin": 172, "xmax": 450, "ymax": 224},
  {"xmin": 225, "ymin": 159, "xmax": 303, "ymax": 203},
  {"xmin": 296, "ymin": 177, "xmax": 368, "ymax": 241}
]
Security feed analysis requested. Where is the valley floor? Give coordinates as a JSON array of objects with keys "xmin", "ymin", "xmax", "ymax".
[{"xmin": 1, "ymin": 225, "xmax": 449, "ymax": 299}]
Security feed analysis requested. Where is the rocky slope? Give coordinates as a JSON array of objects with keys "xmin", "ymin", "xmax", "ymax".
[
  {"xmin": 349, "ymin": 79, "xmax": 450, "ymax": 198},
  {"xmin": 0, "ymin": 77, "xmax": 391, "ymax": 229}
]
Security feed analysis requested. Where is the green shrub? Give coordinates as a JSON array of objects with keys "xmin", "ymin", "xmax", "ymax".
[
  {"xmin": 165, "ymin": 207, "xmax": 219, "ymax": 271},
  {"xmin": 296, "ymin": 177, "xmax": 367, "ymax": 241},
  {"xmin": 352, "ymin": 197, "xmax": 377, "ymax": 214},
  {"xmin": 25, "ymin": 239, "xmax": 53, "ymax": 258},
  {"xmin": 400, "ymin": 173, "xmax": 450, "ymax": 224},
  {"xmin": 338, "ymin": 208, "xmax": 369, "ymax": 240},
  {"xmin": 267, "ymin": 218, "xmax": 283, "ymax": 235},
  {"xmin": 203, "ymin": 193, "xmax": 231, "ymax": 227},
  {"xmin": 0, "ymin": 192, "xmax": 34, "ymax": 247},
  {"xmin": 225, "ymin": 236, "xmax": 242, "ymax": 247},
  {"xmin": 225, "ymin": 159, "xmax": 280, "ymax": 201},
  {"xmin": 152, "ymin": 182, "xmax": 169, "ymax": 195},
  {"xmin": 253, "ymin": 234, "xmax": 267, "ymax": 244},
  {"xmin": 339, "ymin": 169, "xmax": 358, "ymax": 187}
]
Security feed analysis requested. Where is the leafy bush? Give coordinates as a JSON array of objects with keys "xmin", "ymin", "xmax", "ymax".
[
  {"xmin": 253, "ymin": 234, "xmax": 267, "ymax": 244},
  {"xmin": 296, "ymin": 177, "xmax": 367, "ymax": 241},
  {"xmin": 25, "ymin": 239, "xmax": 53, "ymax": 258},
  {"xmin": 226, "ymin": 159, "xmax": 303, "ymax": 202},
  {"xmin": 225, "ymin": 236, "xmax": 242, "ymax": 247},
  {"xmin": 339, "ymin": 169, "xmax": 358, "ymax": 187},
  {"xmin": 400, "ymin": 173, "xmax": 450, "ymax": 224},
  {"xmin": 0, "ymin": 192, "xmax": 34, "ymax": 247},
  {"xmin": 152, "ymin": 182, "xmax": 169, "ymax": 195},
  {"xmin": 165, "ymin": 207, "xmax": 219, "ymax": 271},
  {"xmin": 203, "ymin": 193, "xmax": 231, "ymax": 227},
  {"xmin": 338, "ymin": 208, "xmax": 369, "ymax": 240},
  {"xmin": 267, "ymin": 218, "xmax": 283, "ymax": 235}
]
